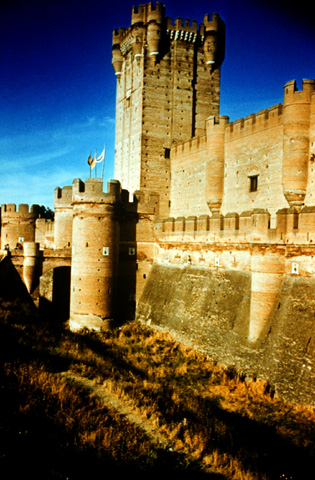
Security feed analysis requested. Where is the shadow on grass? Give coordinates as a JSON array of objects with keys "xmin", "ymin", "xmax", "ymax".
[
  {"xmin": 1, "ymin": 295, "xmax": 314, "ymax": 480},
  {"xmin": 0, "ymin": 314, "xmax": 224, "ymax": 479},
  {"xmin": 63, "ymin": 326, "xmax": 315, "ymax": 480}
]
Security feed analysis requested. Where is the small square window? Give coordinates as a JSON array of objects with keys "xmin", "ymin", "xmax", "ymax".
[{"xmin": 249, "ymin": 175, "xmax": 258, "ymax": 192}]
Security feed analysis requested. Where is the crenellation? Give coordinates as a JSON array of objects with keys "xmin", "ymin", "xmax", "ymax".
[
  {"xmin": 225, "ymin": 105, "xmax": 283, "ymax": 142},
  {"xmin": 197, "ymin": 214, "xmax": 210, "ymax": 231},
  {"xmin": 1, "ymin": 203, "xmax": 41, "ymax": 215},
  {"xmin": 166, "ymin": 16, "xmax": 199, "ymax": 34},
  {"xmin": 54, "ymin": 186, "xmax": 73, "ymax": 206},
  {"xmin": 154, "ymin": 208, "xmax": 315, "ymax": 245},
  {"xmin": 174, "ymin": 216, "xmax": 185, "ymax": 232}
]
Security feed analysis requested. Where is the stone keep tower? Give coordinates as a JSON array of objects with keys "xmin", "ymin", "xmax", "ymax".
[
  {"xmin": 112, "ymin": 2, "xmax": 225, "ymax": 217},
  {"xmin": 69, "ymin": 177, "xmax": 120, "ymax": 332}
]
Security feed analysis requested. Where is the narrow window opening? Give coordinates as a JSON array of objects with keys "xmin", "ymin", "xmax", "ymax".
[
  {"xmin": 249, "ymin": 175, "xmax": 258, "ymax": 192},
  {"xmin": 164, "ymin": 148, "xmax": 170, "ymax": 159}
]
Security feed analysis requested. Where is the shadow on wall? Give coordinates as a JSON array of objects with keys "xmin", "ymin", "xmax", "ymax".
[
  {"xmin": 117, "ymin": 200, "xmax": 138, "ymax": 324},
  {"xmin": 39, "ymin": 266, "xmax": 71, "ymax": 323},
  {"xmin": 0, "ymin": 256, "xmax": 36, "ymax": 307}
]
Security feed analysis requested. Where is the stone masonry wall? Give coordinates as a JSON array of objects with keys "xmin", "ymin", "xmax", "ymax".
[
  {"xmin": 170, "ymin": 135, "xmax": 209, "ymax": 217},
  {"xmin": 221, "ymin": 105, "xmax": 288, "ymax": 218},
  {"xmin": 137, "ymin": 262, "xmax": 315, "ymax": 406}
]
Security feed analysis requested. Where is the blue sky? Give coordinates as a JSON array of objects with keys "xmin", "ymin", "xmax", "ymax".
[{"xmin": 0, "ymin": 0, "xmax": 314, "ymax": 209}]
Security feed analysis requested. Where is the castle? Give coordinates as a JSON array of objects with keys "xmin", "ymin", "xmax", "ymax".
[{"xmin": 1, "ymin": 2, "xmax": 315, "ymax": 406}]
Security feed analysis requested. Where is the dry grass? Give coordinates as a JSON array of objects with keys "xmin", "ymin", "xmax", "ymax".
[{"xmin": 0, "ymin": 298, "xmax": 315, "ymax": 479}]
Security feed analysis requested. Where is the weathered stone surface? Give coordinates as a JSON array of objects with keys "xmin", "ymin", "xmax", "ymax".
[{"xmin": 137, "ymin": 263, "xmax": 315, "ymax": 406}]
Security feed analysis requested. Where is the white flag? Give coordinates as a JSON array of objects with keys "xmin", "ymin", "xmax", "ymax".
[{"xmin": 96, "ymin": 146, "xmax": 105, "ymax": 163}]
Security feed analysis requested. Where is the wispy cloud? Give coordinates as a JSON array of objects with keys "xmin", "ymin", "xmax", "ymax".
[{"xmin": 0, "ymin": 113, "xmax": 116, "ymax": 208}]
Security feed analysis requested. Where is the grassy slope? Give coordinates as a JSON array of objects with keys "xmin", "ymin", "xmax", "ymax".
[{"xmin": 0, "ymin": 299, "xmax": 315, "ymax": 480}]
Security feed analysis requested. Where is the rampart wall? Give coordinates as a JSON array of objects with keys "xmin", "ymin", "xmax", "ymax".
[
  {"xmin": 137, "ymin": 262, "xmax": 315, "ymax": 406},
  {"xmin": 169, "ymin": 79, "xmax": 315, "ymax": 220}
]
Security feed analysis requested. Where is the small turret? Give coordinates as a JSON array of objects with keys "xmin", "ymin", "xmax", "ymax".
[
  {"xmin": 146, "ymin": 2, "xmax": 164, "ymax": 64},
  {"xmin": 112, "ymin": 29, "xmax": 125, "ymax": 76},
  {"xmin": 203, "ymin": 13, "xmax": 225, "ymax": 72},
  {"xmin": 23, "ymin": 242, "xmax": 40, "ymax": 293},
  {"xmin": 205, "ymin": 115, "xmax": 229, "ymax": 212},
  {"xmin": 282, "ymin": 79, "xmax": 315, "ymax": 209},
  {"xmin": 131, "ymin": 25, "xmax": 145, "ymax": 60}
]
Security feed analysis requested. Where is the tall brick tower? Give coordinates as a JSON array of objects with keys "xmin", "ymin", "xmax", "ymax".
[
  {"xmin": 69, "ymin": 177, "xmax": 120, "ymax": 332},
  {"xmin": 112, "ymin": 2, "xmax": 225, "ymax": 217}
]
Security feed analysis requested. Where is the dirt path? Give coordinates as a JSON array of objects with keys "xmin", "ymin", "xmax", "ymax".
[{"xmin": 61, "ymin": 372, "xmax": 170, "ymax": 448}]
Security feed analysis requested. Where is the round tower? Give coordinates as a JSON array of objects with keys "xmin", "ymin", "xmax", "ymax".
[
  {"xmin": 69, "ymin": 178, "xmax": 121, "ymax": 332},
  {"xmin": 23, "ymin": 242, "xmax": 40, "ymax": 293},
  {"xmin": 205, "ymin": 115, "xmax": 229, "ymax": 212},
  {"xmin": 54, "ymin": 185, "xmax": 73, "ymax": 249},
  {"xmin": 1, "ymin": 203, "xmax": 41, "ymax": 250},
  {"xmin": 282, "ymin": 79, "xmax": 315, "ymax": 209}
]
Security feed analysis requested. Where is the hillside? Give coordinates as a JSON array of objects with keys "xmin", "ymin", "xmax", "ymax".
[{"xmin": 0, "ymin": 297, "xmax": 315, "ymax": 479}]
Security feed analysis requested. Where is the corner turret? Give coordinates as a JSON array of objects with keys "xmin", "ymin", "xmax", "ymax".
[
  {"xmin": 282, "ymin": 79, "xmax": 315, "ymax": 209},
  {"xmin": 203, "ymin": 13, "xmax": 225, "ymax": 72},
  {"xmin": 205, "ymin": 115, "xmax": 229, "ymax": 212}
]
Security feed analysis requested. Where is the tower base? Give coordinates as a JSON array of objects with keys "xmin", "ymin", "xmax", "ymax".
[{"xmin": 69, "ymin": 313, "xmax": 114, "ymax": 332}]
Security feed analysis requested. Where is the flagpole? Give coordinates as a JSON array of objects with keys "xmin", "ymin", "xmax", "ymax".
[
  {"xmin": 88, "ymin": 151, "xmax": 92, "ymax": 178},
  {"xmin": 101, "ymin": 144, "xmax": 106, "ymax": 181}
]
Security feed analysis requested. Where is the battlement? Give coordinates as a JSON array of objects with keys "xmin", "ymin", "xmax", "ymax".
[
  {"xmin": 1, "ymin": 203, "xmax": 41, "ymax": 216},
  {"xmin": 72, "ymin": 178, "xmax": 121, "ymax": 204},
  {"xmin": 112, "ymin": 3, "xmax": 224, "ymax": 65},
  {"xmin": 225, "ymin": 103, "xmax": 283, "ymax": 141},
  {"xmin": 206, "ymin": 114, "xmax": 230, "ymax": 133},
  {"xmin": 131, "ymin": 2, "xmax": 165, "ymax": 25},
  {"xmin": 166, "ymin": 16, "xmax": 201, "ymax": 43},
  {"xmin": 122, "ymin": 189, "xmax": 159, "ymax": 215},
  {"xmin": 166, "ymin": 13, "xmax": 224, "ymax": 45},
  {"xmin": 156, "ymin": 206, "xmax": 315, "ymax": 245},
  {"xmin": 203, "ymin": 13, "xmax": 223, "ymax": 32},
  {"xmin": 171, "ymin": 134, "xmax": 207, "ymax": 159},
  {"xmin": 284, "ymin": 79, "xmax": 315, "ymax": 105},
  {"xmin": 54, "ymin": 186, "xmax": 73, "ymax": 207}
]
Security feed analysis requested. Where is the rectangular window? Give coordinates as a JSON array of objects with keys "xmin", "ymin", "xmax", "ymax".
[
  {"xmin": 249, "ymin": 175, "xmax": 258, "ymax": 192},
  {"xmin": 164, "ymin": 148, "xmax": 170, "ymax": 159}
]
